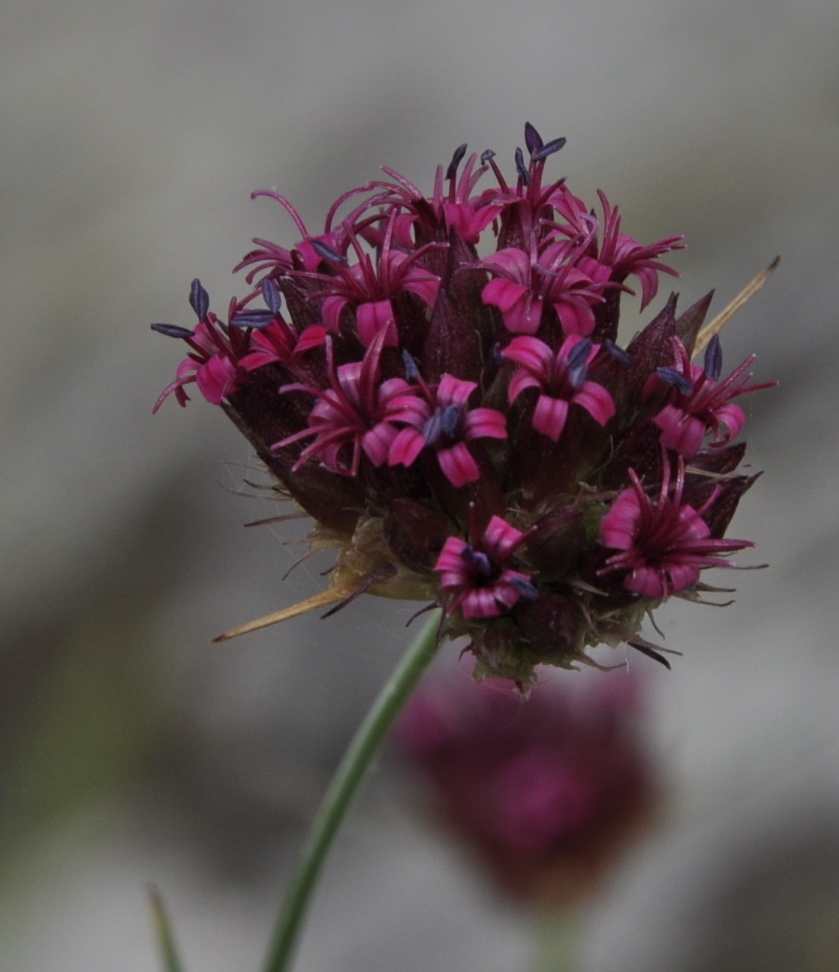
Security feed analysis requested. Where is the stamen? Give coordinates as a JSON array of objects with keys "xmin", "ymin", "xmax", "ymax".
[
  {"xmin": 514, "ymin": 147, "xmax": 529, "ymax": 186},
  {"xmin": 446, "ymin": 143, "xmax": 468, "ymax": 182}
]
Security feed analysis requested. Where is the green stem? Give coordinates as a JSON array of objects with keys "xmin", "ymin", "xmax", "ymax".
[
  {"xmin": 148, "ymin": 885, "xmax": 187, "ymax": 972},
  {"xmin": 261, "ymin": 609, "xmax": 442, "ymax": 972}
]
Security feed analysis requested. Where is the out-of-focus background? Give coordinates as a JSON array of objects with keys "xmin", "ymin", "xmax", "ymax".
[{"xmin": 1, "ymin": 0, "xmax": 838, "ymax": 968}]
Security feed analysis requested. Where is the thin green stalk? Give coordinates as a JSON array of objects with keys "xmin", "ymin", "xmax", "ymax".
[
  {"xmin": 148, "ymin": 885, "xmax": 187, "ymax": 972},
  {"xmin": 262, "ymin": 609, "xmax": 442, "ymax": 972}
]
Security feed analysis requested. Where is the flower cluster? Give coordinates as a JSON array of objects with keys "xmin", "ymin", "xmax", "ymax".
[
  {"xmin": 394, "ymin": 665, "xmax": 657, "ymax": 904},
  {"xmin": 153, "ymin": 123, "xmax": 773, "ymax": 682}
]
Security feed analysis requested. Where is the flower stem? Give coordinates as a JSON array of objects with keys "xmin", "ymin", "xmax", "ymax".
[{"xmin": 261, "ymin": 609, "xmax": 443, "ymax": 972}]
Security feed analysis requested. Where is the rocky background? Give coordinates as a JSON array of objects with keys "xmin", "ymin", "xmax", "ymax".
[{"xmin": 1, "ymin": 0, "xmax": 838, "ymax": 968}]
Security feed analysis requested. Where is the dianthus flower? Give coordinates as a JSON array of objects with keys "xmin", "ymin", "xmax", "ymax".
[
  {"xmin": 152, "ymin": 123, "xmax": 774, "ymax": 683},
  {"xmin": 394, "ymin": 665, "xmax": 657, "ymax": 903}
]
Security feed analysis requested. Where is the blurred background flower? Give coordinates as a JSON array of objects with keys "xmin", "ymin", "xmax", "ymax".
[
  {"xmin": 393, "ymin": 664, "xmax": 659, "ymax": 909},
  {"xmin": 2, "ymin": 0, "xmax": 839, "ymax": 969}
]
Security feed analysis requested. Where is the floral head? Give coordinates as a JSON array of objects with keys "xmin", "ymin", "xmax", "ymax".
[{"xmin": 153, "ymin": 123, "xmax": 774, "ymax": 683}]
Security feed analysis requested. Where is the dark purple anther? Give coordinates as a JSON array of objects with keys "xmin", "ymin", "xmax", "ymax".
[
  {"xmin": 656, "ymin": 366, "xmax": 693, "ymax": 396},
  {"xmin": 189, "ymin": 279, "xmax": 210, "ymax": 322},
  {"xmin": 261, "ymin": 278, "xmax": 283, "ymax": 316},
  {"xmin": 441, "ymin": 403, "xmax": 460, "ymax": 437},
  {"xmin": 230, "ymin": 310, "xmax": 275, "ymax": 330},
  {"xmin": 524, "ymin": 122, "xmax": 543, "ymax": 157},
  {"xmin": 704, "ymin": 333, "xmax": 723, "ymax": 381},
  {"xmin": 480, "ymin": 149, "xmax": 496, "ymax": 164},
  {"xmin": 151, "ymin": 323, "xmax": 195, "ymax": 339},
  {"xmin": 531, "ymin": 137, "xmax": 566, "ymax": 162},
  {"xmin": 446, "ymin": 143, "xmax": 468, "ymax": 182},
  {"xmin": 567, "ymin": 338, "xmax": 592, "ymax": 389},
  {"xmin": 510, "ymin": 576, "xmax": 539, "ymax": 599},
  {"xmin": 311, "ymin": 239, "xmax": 346, "ymax": 263},
  {"xmin": 514, "ymin": 147, "xmax": 530, "ymax": 186},
  {"xmin": 402, "ymin": 349, "xmax": 420, "ymax": 382},
  {"xmin": 604, "ymin": 339, "xmax": 633, "ymax": 366},
  {"xmin": 461, "ymin": 545, "xmax": 493, "ymax": 578}
]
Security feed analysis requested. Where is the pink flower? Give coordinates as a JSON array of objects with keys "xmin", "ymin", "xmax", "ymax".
[
  {"xmin": 649, "ymin": 335, "xmax": 776, "ymax": 459},
  {"xmin": 394, "ymin": 663, "xmax": 656, "ymax": 903},
  {"xmin": 434, "ymin": 514, "xmax": 535, "ymax": 619},
  {"xmin": 598, "ymin": 454, "xmax": 754, "ymax": 598},
  {"xmin": 502, "ymin": 334, "xmax": 616, "ymax": 440},
  {"xmin": 388, "ymin": 374, "xmax": 507, "ymax": 488},
  {"xmin": 298, "ymin": 211, "xmax": 443, "ymax": 347},
  {"xmin": 152, "ymin": 280, "xmax": 249, "ymax": 411},
  {"xmin": 551, "ymin": 187, "xmax": 683, "ymax": 310},
  {"xmin": 480, "ymin": 239, "xmax": 610, "ymax": 336},
  {"xmin": 273, "ymin": 329, "xmax": 418, "ymax": 476},
  {"xmin": 238, "ymin": 280, "xmax": 328, "ymax": 370}
]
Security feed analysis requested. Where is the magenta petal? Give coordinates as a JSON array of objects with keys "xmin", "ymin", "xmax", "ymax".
[
  {"xmin": 624, "ymin": 567, "xmax": 666, "ymax": 598},
  {"xmin": 481, "ymin": 247, "xmax": 530, "ymax": 281},
  {"xmin": 532, "ymin": 395, "xmax": 569, "ymax": 441},
  {"xmin": 435, "ymin": 536, "xmax": 470, "ymax": 582},
  {"xmin": 556, "ymin": 300, "xmax": 595, "ymax": 337},
  {"xmin": 508, "ymin": 369, "xmax": 543, "ymax": 404},
  {"xmin": 482, "ymin": 277, "xmax": 526, "ymax": 314},
  {"xmin": 504, "ymin": 293, "xmax": 543, "ymax": 334},
  {"xmin": 713, "ymin": 402, "xmax": 746, "ymax": 443},
  {"xmin": 438, "ymin": 374, "xmax": 477, "ymax": 408},
  {"xmin": 462, "ymin": 587, "xmax": 503, "ymax": 619},
  {"xmin": 664, "ymin": 563, "xmax": 701, "ymax": 593},
  {"xmin": 464, "ymin": 407, "xmax": 507, "ymax": 441},
  {"xmin": 437, "ymin": 443, "xmax": 480, "ymax": 487},
  {"xmin": 502, "ymin": 336, "xmax": 554, "ymax": 374},
  {"xmin": 356, "ymin": 300, "xmax": 398, "ymax": 347},
  {"xmin": 389, "ymin": 427, "xmax": 427, "ymax": 467},
  {"xmin": 362, "ymin": 421, "xmax": 398, "ymax": 467},
  {"xmin": 599, "ymin": 494, "xmax": 641, "ymax": 550},
  {"xmin": 296, "ymin": 324, "xmax": 329, "ymax": 354},
  {"xmin": 652, "ymin": 406, "xmax": 706, "ymax": 458},
  {"xmin": 483, "ymin": 516, "xmax": 525, "ymax": 560},
  {"xmin": 195, "ymin": 355, "xmax": 236, "ymax": 404},
  {"xmin": 321, "ymin": 295, "xmax": 348, "ymax": 332},
  {"xmin": 573, "ymin": 381, "xmax": 616, "ymax": 426}
]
